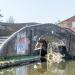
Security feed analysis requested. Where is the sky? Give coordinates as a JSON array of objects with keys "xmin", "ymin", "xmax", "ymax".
[{"xmin": 0, "ymin": 0, "xmax": 75, "ymax": 23}]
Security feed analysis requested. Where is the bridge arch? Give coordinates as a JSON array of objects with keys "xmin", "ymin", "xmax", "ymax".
[{"xmin": 0, "ymin": 23, "xmax": 75, "ymax": 56}]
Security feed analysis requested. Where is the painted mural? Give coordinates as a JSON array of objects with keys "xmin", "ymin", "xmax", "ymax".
[{"xmin": 16, "ymin": 32, "xmax": 30, "ymax": 54}]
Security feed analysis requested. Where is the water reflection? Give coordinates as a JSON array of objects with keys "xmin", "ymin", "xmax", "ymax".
[
  {"xmin": 32, "ymin": 62, "xmax": 47, "ymax": 75},
  {"xmin": 47, "ymin": 61, "xmax": 66, "ymax": 75},
  {"xmin": 0, "ymin": 61, "xmax": 75, "ymax": 75},
  {"xmin": 16, "ymin": 66, "xmax": 27, "ymax": 75}
]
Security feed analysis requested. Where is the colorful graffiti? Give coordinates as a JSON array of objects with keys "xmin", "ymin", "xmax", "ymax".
[{"xmin": 16, "ymin": 32, "xmax": 30, "ymax": 54}]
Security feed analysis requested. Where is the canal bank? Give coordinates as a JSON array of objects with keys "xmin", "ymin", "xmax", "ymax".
[{"xmin": 0, "ymin": 55, "xmax": 40, "ymax": 69}]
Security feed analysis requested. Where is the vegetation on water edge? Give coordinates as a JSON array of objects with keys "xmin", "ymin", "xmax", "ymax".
[{"xmin": 0, "ymin": 55, "xmax": 34, "ymax": 61}]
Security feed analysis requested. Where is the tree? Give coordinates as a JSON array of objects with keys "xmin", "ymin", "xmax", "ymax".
[
  {"xmin": 0, "ymin": 14, "xmax": 3, "ymax": 17},
  {"xmin": 0, "ymin": 10, "xmax": 3, "ymax": 17},
  {"xmin": 0, "ymin": 10, "xmax": 3, "ymax": 22},
  {"xmin": 7, "ymin": 16, "xmax": 15, "ymax": 23}
]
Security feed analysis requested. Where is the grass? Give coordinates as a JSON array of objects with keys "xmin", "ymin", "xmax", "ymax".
[{"xmin": 0, "ymin": 55, "xmax": 32, "ymax": 61}]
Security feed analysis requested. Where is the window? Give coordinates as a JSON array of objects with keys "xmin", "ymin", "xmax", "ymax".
[{"xmin": 72, "ymin": 21, "xmax": 75, "ymax": 27}]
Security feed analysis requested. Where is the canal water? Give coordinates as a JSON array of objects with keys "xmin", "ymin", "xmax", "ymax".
[{"xmin": 0, "ymin": 61, "xmax": 75, "ymax": 75}]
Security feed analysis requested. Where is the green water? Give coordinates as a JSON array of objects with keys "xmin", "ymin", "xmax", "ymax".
[{"xmin": 0, "ymin": 61, "xmax": 75, "ymax": 75}]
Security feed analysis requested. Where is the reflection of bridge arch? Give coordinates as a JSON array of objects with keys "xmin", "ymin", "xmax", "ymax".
[{"xmin": 0, "ymin": 23, "xmax": 75, "ymax": 56}]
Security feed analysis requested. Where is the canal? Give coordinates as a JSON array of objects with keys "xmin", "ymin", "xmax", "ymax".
[{"xmin": 0, "ymin": 60, "xmax": 75, "ymax": 75}]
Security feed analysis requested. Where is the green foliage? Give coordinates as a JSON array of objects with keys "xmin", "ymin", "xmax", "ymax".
[
  {"xmin": 0, "ymin": 55, "xmax": 34, "ymax": 61},
  {"xmin": 0, "ymin": 30, "xmax": 12, "ymax": 36}
]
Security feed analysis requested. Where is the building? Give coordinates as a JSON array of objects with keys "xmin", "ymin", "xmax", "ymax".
[
  {"xmin": 58, "ymin": 16, "xmax": 75, "ymax": 31},
  {"xmin": 0, "ymin": 22, "xmax": 39, "ymax": 36}
]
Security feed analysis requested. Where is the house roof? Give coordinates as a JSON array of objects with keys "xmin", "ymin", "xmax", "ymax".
[{"xmin": 58, "ymin": 15, "xmax": 75, "ymax": 24}]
